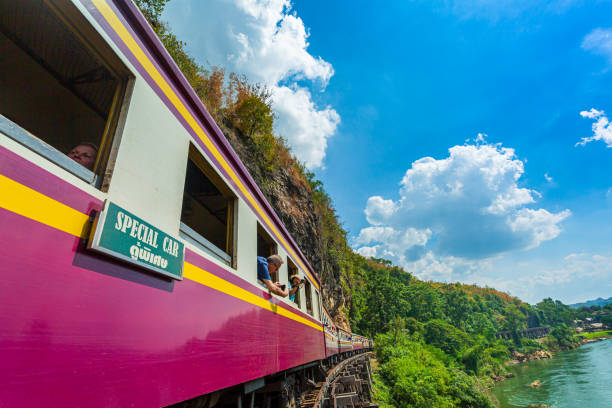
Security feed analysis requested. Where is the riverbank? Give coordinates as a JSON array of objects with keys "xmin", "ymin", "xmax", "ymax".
[
  {"xmin": 491, "ymin": 340, "xmax": 612, "ymax": 408},
  {"xmin": 578, "ymin": 329, "xmax": 612, "ymax": 342},
  {"xmin": 492, "ymin": 334, "xmax": 611, "ymax": 383}
]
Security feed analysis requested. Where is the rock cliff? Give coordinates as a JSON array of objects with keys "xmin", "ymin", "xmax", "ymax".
[{"xmin": 219, "ymin": 119, "xmax": 352, "ymax": 330}]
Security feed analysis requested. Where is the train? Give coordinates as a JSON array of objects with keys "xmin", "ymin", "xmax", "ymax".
[{"xmin": 0, "ymin": 0, "xmax": 372, "ymax": 406}]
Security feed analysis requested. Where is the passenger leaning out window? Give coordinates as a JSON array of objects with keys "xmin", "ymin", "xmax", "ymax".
[
  {"xmin": 288, "ymin": 274, "xmax": 304, "ymax": 302},
  {"xmin": 257, "ymin": 255, "xmax": 288, "ymax": 297}
]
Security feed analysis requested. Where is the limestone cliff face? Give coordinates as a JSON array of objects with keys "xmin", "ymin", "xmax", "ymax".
[{"xmin": 219, "ymin": 120, "xmax": 351, "ymax": 330}]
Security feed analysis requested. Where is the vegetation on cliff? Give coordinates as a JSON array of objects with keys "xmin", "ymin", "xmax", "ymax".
[{"xmin": 135, "ymin": 2, "xmax": 593, "ymax": 406}]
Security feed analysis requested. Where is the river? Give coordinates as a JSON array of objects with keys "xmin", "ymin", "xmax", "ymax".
[{"xmin": 491, "ymin": 340, "xmax": 612, "ymax": 408}]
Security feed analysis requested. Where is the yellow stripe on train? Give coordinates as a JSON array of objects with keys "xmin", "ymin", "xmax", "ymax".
[
  {"xmin": 0, "ymin": 174, "xmax": 322, "ymax": 332},
  {"xmin": 0, "ymin": 175, "xmax": 90, "ymax": 238}
]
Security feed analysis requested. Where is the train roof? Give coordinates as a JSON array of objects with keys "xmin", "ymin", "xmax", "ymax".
[{"xmin": 101, "ymin": 0, "xmax": 321, "ymax": 288}]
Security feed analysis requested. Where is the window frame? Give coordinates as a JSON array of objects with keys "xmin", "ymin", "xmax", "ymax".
[
  {"xmin": 287, "ymin": 258, "xmax": 301, "ymax": 307},
  {"xmin": 179, "ymin": 144, "xmax": 237, "ymax": 268},
  {"xmin": 304, "ymin": 279, "xmax": 314, "ymax": 316},
  {"xmin": 313, "ymin": 289, "xmax": 321, "ymax": 320},
  {"xmin": 256, "ymin": 223, "xmax": 279, "ymax": 282},
  {"xmin": 0, "ymin": 0, "xmax": 132, "ymax": 187}
]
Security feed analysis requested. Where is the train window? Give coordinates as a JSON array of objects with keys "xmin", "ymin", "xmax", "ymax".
[
  {"xmin": 180, "ymin": 145, "xmax": 236, "ymax": 266},
  {"xmin": 287, "ymin": 258, "xmax": 301, "ymax": 307},
  {"xmin": 0, "ymin": 0, "xmax": 129, "ymax": 185},
  {"xmin": 257, "ymin": 223, "xmax": 278, "ymax": 281},
  {"xmin": 304, "ymin": 279, "xmax": 313, "ymax": 316},
  {"xmin": 314, "ymin": 290, "xmax": 321, "ymax": 320}
]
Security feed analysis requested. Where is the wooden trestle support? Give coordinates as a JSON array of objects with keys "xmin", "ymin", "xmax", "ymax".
[{"xmin": 299, "ymin": 353, "xmax": 377, "ymax": 408}]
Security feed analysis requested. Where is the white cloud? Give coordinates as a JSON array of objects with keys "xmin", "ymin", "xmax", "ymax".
[
  {"xmin": 228, "ymin": 0, "xmax": 334, "ymax": 85},
  {"xmin": 352, "ymin": 140, "xmax": 570, "ymax": 279},
  {"xmin": 511, "ymin": 253, "xmax": 612, "ymax": 302},
  {"xmin": 364, "ymin": 196, "xmax": 398, "ymax": 226},
  {"xmin": 354, "ymin": 226, "xmax": 431, "ymax": 263},
  {"xmin": 577, "ymin": 108, "xmax": 612, "ymax": 147},
  {"xmin": 544, "ymin": 173, "xmax": 553, "ymax": 182},
  {"xmin": 508, "ymin": 208, "xmax": 571, "ymax": 248},
  {"xmin": 582, "ymin": 28, "xmax": 612, "ymax": 65},
  {"xmin": 163, "ymin": 0, "xmax": 338, "ymax": 168},
  {"xmin": 580, "ymin": 108, "xmax": 604, "ymax": 119},
  {"xmin": 271, "ymin": 85, "xmax": 339, "ymax": 168}
]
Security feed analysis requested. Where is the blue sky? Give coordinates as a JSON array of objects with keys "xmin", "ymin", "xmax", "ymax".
[{"xmin": 163, "ymin": 0, "xmax": 612, "ymax": 304}]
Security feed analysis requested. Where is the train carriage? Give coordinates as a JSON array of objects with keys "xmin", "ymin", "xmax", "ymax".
[
  {"xmin": 353, "ymin": 335, "xmax": 360, "ymax": 350},
  {"xmin": 0, "ymin": 0, "xmax": 372, "ymax": 406},
  {"xmin": 337, "ymin": 327, "xmax": 354, "ymax": 353},
  {"xmin": 0, "ymin": 0, "xmax": 331, "ymax": 406},
  {"xmin": 321, "ymin": 306, "xmax": 340, "ymax": 357}
]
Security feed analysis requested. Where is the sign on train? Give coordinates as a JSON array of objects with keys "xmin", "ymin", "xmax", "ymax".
[{"xmin": 88, "ymin": 201, "xmax": 184, "ymax": 280}]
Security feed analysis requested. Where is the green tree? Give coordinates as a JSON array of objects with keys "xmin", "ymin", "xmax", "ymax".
[
  {"xmin": 133, "ymin": 0, "xmax": 170, "ymax": 21},
  {"xmin": 424, "ymin": 319, "xmax": 472, "ymax": 358},
  {"xmin": 375, "ymin": 332, "xmax": 493, "ymax": 408}
]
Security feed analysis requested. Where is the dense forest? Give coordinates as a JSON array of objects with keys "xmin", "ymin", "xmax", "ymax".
[{"xmin": 135, "ymin": 2, "xmax": 607, "ymax": 406}]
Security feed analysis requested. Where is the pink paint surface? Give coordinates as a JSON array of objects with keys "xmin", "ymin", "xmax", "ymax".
[
  {"xmin": 0, "ymin": 209, "xmax": 325, "ymax": 407},
  {"xmin": 325, "ymin": 337, "xmax": 340, "ymax": 357},
  {"xmin": 0, "ymin": 149, "xmax": 325, "ymax": 407},
  {"xmin": 0, "ymin": 146, "xmax": 103, "ymax": 214}
]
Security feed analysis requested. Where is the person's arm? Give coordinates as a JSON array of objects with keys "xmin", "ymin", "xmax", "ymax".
[
  {"xmin": 288, "ymin": 285, "xmax": 300, "ymax": 297},
  {"xmin": 262, "ymin": 279, "xmax": 289, "ymax": 297}
]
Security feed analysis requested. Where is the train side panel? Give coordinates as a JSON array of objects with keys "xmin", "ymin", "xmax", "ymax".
[
  {"xmin": 0, "ymin": 0, "xmax": 327, "ymax": 405},
  {"xmin": 321, "ymin": 306, "xmax": 340, "ymax": 357},
  {"xmin": 0, "ymin": 145, "xmax": 324, "ymax": 406}
]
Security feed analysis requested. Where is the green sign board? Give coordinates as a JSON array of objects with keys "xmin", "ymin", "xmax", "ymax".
[{"xmin": 88, "ymin": 201, "xmax": 184, "ymax": 280}]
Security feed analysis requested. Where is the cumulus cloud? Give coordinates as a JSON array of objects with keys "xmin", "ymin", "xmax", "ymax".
[
  {"xmin": 582, "ymin": 28, "xmax": 612, "ymax": 64},
  {"xmin": 271, "ymin": 85, "xmax": 339, "ymax": 167},
  {"xmin": 544, "ymin": 173, "xmax": 553, "ymax": 182},
  {"xmin": 354, "ymin": 226, "xmax": 431, "ymax": 262},
  {"xmin": 352, "ymin": 140, "xmax": 570, "ymax": 279},
  {"xmin": 164, "ymin": 0, "xmax": 338, "ymax": 168},
  {"xmin": 577, "ymin": 108, "xmax": 612, "ymax": 147}
]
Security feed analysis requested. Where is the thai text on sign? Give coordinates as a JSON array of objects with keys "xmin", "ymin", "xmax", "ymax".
[{"xmin": 88, "ymin": 201, "xmax": 184, "ymax": 280}]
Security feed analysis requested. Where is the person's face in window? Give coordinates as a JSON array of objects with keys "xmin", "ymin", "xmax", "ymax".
[
  {"xmin": 268, "ymin": 261, "xmax": 281, "ymax": 276},
  {"xmin": 68, "ymin": 144, "xmax": 97, "ymax": 170}
]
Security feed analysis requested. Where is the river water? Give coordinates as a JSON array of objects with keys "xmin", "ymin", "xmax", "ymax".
[{"xmin": 491, "ymin": 340, "xmax": 612, "ymax": 408}]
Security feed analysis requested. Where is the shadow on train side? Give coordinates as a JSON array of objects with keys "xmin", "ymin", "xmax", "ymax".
[{"xmin": 72, "ymin": 238, "xmax": 175, "ymax": 292}]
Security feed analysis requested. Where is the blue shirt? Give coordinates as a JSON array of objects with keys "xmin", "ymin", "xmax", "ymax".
[
  {"xmin": 257, "ymin": 256, "xmax": 271, "ymax": 281},
  {"xmin": 289, "ymin": 281, "xmax": 296, "ymax": 302}
]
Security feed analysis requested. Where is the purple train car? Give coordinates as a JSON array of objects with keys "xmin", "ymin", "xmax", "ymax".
[
  {"xmin": 0, "ymin": 0, "xmax": 370, "ymax": 406},
  {"xmin": 338, "ymin": 328, "xmax": 354, "ymax": 353},
  {"xmin": 321, "ymin": 306, "xmax": 340, "ymax": 358}
]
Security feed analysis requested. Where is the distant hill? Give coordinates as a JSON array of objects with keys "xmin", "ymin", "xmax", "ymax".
[{"xmin": 569, "ymin": 296, "xmax": 612, "ymax": 309}]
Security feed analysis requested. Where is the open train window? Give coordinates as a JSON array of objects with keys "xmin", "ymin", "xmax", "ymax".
[
  {"xmin": 257, "ymin": 223, "xmax": 278, "ymax": 281},
  {"xmin": 304, "ymin": 279, "xmax": 313, "ymax": 316},
  {"xmin": 180, "ymin": 145, "xmax": 236, "ymax": 267},
  {"xmin": 0, "ymin": 0, "xmax": 129, "ymax": 185},
  {"xmin": 287, "ymin": 258, "xmax": 301, "ymax": 307},
  {"xmin": 314, "ymin": 290, "xmax": 321, "ymax": 320}
]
